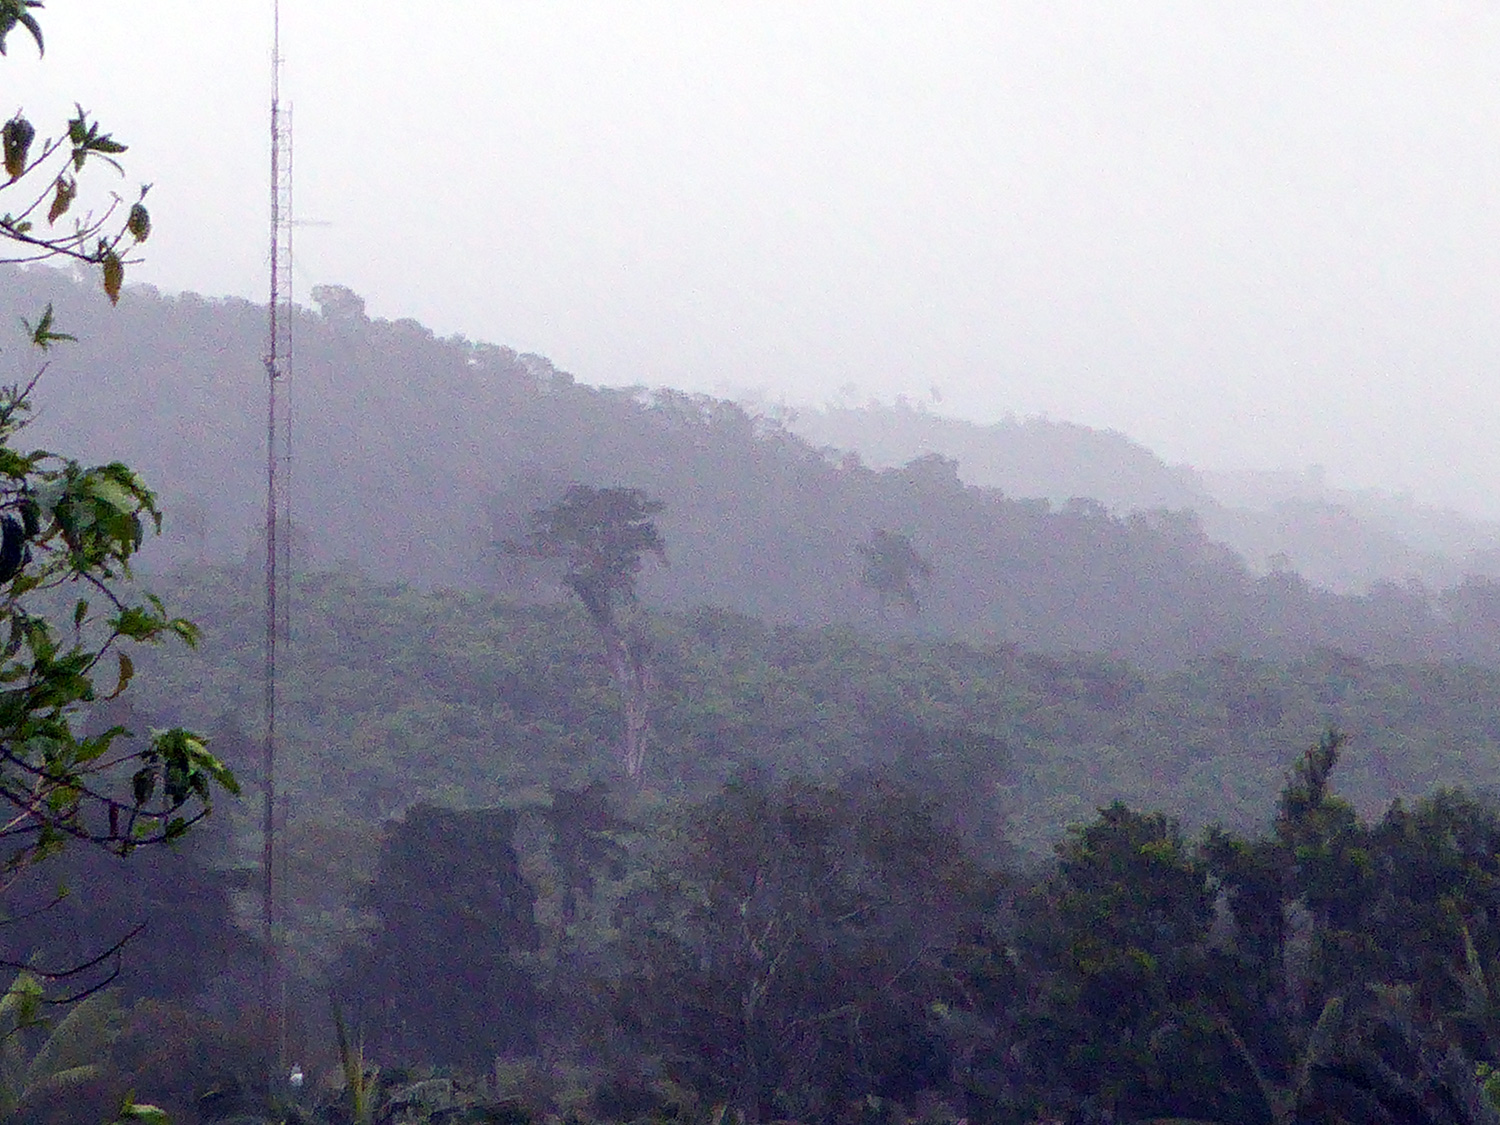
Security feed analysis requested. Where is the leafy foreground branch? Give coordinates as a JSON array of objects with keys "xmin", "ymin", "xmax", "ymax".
[
  {"xmin": 0, "ymin": 366, "xmax": 236, "ymax": 873},
  {"xmin": 1, "ymin": 2, "xmax": 151, "ymax": 304},
  {"xmin": 0, "ymin": 6, "xmax": 231, "ymax": 1121},
  {"xmin": 0, "ymin": 0, "xmax": 233, "ymax": 884}
]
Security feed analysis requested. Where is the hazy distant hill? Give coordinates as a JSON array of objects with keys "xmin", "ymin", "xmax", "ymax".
[
  {"xmin": 1200, "ymin": 463, "xmax": 1500, "ymax": 570},
  {"xmin": 787, "ymin": 400, "xmax": 1500, "ymax": 594},
  {"xmin": 14, "ymin": 266, "xmax": 1500, "ymax": 669},
  {"xmin": 786, "ymin": 402, "xmax": 1206, "ymax": 512}
]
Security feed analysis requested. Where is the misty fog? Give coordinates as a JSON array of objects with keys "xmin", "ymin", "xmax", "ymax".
[
  {"xmin": 13, "ymin": 6, "xmax": 1500, "ymax": 1123},
  {"xmin": 12, "ymin": 2, "xmax": 1500, "ymax": 515}
]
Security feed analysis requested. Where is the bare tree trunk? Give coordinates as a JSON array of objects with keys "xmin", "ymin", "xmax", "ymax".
[
  {"xmin": 622, "ymin": 629, "xmax": 652, "ymax": 778},
  {"xmin": 597, "ymin": 619, "xmax": 651, "ymax": 780}
]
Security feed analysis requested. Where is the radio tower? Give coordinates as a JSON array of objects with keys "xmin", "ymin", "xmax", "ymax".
[{"xmin": 263, "ymin": 0, "xmax": 294, "ymax": 1074}]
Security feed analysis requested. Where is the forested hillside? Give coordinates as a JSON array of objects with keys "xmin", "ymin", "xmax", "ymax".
[
  {"xmin": 19, "ymin": 564, "xmax": 1500, "ymax": 1124},
  {"xmin": 790, "ymin": 399, "xmax": 1500, "ymax": 594},
  {"xmin": 785, "ymin": 399, "xmax": 1207, "ymax": 512},
  {"xmin": 12, "ymin": 265, "xmax": 1500, "ymax": 1123},
  {"xmin": 17, "ymin": 3, "xmax": 1500, "ymax": 1120},
  {"xmin": 12, "ymin": 277, "xmax": 1500, "ymax": 1120},
  {"xmin": 11, "ymin": 267, "xmax": 1500, "ymax": 671},
  {"xmin": 115, "ymin": 565, "xmax": 1500, "ymax": 857}
]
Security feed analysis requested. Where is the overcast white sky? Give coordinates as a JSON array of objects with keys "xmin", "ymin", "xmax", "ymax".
[{"xmin": 11, "ymin": 3, "xmax": 1500, "ymax": 514}]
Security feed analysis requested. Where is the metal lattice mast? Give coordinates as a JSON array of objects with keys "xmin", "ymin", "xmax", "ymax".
[{"xmin": 263, "ymin": 0, "xmax": 293, "ymax": 1074}]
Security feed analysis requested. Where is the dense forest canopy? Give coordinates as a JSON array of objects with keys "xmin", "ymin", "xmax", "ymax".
[
  {"xmin": 114, "ymin": 566, "xmax": 1500, "ymax": 856},
  {"xmin": 16, "ymin": 647, "xmax": 1500, "ymax": 1125}
]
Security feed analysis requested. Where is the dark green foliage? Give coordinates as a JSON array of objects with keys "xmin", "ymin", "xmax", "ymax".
[
  {"xmin": 0, "ymin": 24, "xmax": 233, "ymax": 1090},
  {"xmin": 106, "ymin": 1000, "xmax": 274, "ymax": 1125},
  {"xmin": 0, "ymin": 1, "xmax": 43, "ymax": 56},
  {"xmin": 542, "ymin": 783, "xmax": 628, "ymax": 929},
  {"xmin": 0, "ymin": 357, "xmax": 230, "ymax": 870},
  {"xmin": 338, "ymin": 805, "xmax": 539, "ymax": 1071},
  {"xmin": 1014, "ymin": 804, "xmax": 1221, "ymax": 1121},
  {"xmin": 27, "ymin": 721, "xmax": 1500, "ymax": 1125},
  {"xmin": 617, "ymin": 774, "xmax": 995, "ymax": 1122},
  {"xmin": 869, "ymin": 711, "xmax": 1014, "ymax": 866},
  {"xmin": 998, "ymin": 733, "xmax": 1500, "ymax": 1125}
]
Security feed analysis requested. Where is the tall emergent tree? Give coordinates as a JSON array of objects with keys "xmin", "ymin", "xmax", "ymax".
[
  {"xmin": 858, "ymin": 528, "xmax": 934, "ymax": 613},
  {"xmin": 510, "ymin": 485, "xmax": 665, "ymax": 778},
  {"xmin": 0, "ymin": 2, "xmax": 235, "ymax": 902}
]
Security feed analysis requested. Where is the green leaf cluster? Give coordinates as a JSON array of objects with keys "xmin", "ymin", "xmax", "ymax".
[{"xmin": 0, "ymin": 2, "xmax": 230, "ymax": 884}]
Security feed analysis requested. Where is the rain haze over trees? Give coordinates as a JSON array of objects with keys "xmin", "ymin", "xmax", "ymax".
[{"xmin": 12, "ymin": 4, "xmax": 1500, "ymax": 1125}]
